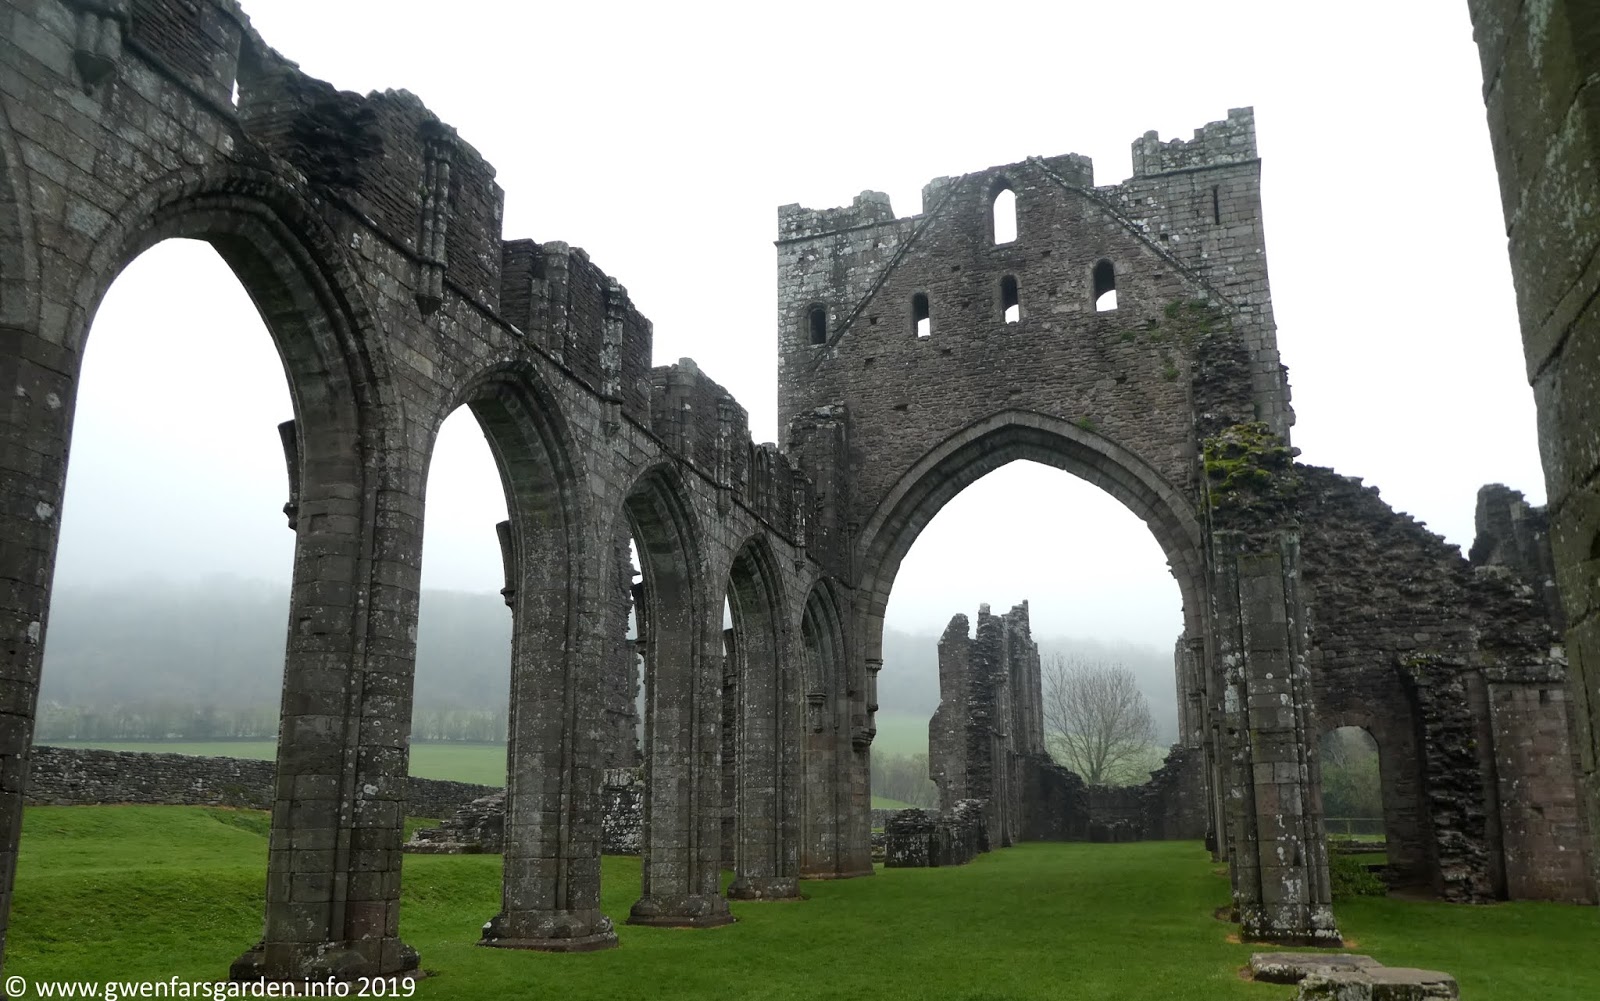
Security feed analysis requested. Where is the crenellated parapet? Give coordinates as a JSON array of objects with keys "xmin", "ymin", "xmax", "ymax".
[{"xmin": 1130, "ymin": 107, "xmax": 1258, "ymax": 177}]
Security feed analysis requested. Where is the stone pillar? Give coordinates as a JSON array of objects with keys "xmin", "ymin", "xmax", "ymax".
[
  {"xmin": 480, "ymin": 518, "xmax": 615, "ymax": 952},
  {"xmin": 1467, "ymin": 0, "xmax": 1600, "ymax": 900},
  {"xmin": 0, "ymin": 326, "xmax": 74, "ymax": 968},
  {"xmin": 1211, "ymin": 532, "xmax": 1338, "ymax": 945},
  {"xmin": 628, "ymin": 570, "xmax": 732, "ymax": 927},
  {"xmin": 727, "ymin": 599, "xmax": 800, "ymax": 900},
  {"xmin": 232, "ymin": 426, "xmax": 423, "ymax": 980},
  {"xmin": 1203, "ymin": 422, "xmax": 1338, "ymax": 945}
]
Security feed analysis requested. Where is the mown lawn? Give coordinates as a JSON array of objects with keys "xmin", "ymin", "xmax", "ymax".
[
  {"xmin": 870, "ymin": 713, "xmax": 930, "ymax": 757},
  {"xmin": 8, "ymin": 807, "xmax": 1598, "ymax": 1001},
  {"xmin": 45, "ymin": 740, "xmax": 510, "ymax": 786}
]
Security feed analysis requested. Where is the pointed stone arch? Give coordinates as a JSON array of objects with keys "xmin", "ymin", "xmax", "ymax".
[
  {"xmin": 621, "ymin": 462, "xmax": 732, "ymax": 928},
  {"xmin": 722, "ymin": 534, "xmax": 801, "ymax": 900}
]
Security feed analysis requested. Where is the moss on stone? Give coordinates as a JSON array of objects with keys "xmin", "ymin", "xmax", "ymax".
[{"xmin": 1201, "ymin": 421, "xmax": 1300, "ymax": 516}]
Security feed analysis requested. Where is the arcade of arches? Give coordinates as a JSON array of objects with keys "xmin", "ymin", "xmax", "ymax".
[{"xmin": 0, "ymin": 1, "xmax": 1594, "ymax": 981}]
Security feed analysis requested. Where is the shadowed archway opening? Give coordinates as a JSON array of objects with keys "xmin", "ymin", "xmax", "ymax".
[
  {"xmin": 721, "ymin": 539, "xmax": 800, "ymax": 899},
  {"xmin": 623, "ymin": 467, "xmax": 732, "ymax": 928},
  {"xmin": 798, "ymin": 581, "xmax": 854, "ymax": 877}
]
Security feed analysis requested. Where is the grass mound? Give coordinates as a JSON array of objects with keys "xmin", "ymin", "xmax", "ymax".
[{"xmin": 9, "ymin": 807, "xmax": 1598, "ymax": 1000}]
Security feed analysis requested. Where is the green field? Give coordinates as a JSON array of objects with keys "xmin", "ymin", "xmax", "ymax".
[
  {"xmin": 871, "ymin": 713, "xmax": 929, "ymax": 757},
  {"xmin": 47, "ymin": 740, "xmax": 510, "ymax": 786},
  {"xmin": 8, "ymin": 806, "xmax": 1598, "ymax": 1001}
]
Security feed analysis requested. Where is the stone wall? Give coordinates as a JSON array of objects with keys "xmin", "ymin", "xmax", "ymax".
[
  {"xmin": 1467, "ymin": 0, "xmax": 1600, "ymax": 901},
  {"xmin": 928, "ymin": 602, "xmax": 1043, "ymax": 848},
  {"xmin": 25, "ymin": 746, "xmax": 493, "ymax": 820},
  {"xmin": 1292, "ymin": 467, "xmax": 1591, "ymax": 902},
  {"xmin": 1016, "ymin": 746, "xmax": 1207, "ymax": 844},
  {"xmin": 408, "ymin": 769, "xmax": 644, "ymax": 856}
]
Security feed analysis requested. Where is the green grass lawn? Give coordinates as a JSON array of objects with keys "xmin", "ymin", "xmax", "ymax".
[
  {"xmin": 8, "ymin": 807, "xmax": 1598, "ymax": 1001},
  {"xmin": 871, "ymin": 796, "xmax": 917, "ymax": 810},
  {"xmin": 871, "ymin": 713, "xmax": 929, "ymax": 757},
  {"xmin": 46, "ymin": 740, "xmax": 509, "ymax": 786}
]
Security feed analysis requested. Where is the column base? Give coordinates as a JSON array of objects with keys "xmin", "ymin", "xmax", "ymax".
[
  {"xmin": 479, "ymin": 911, "xmax": 619, "ymax": 952},
  {"xmin": 799, "ymin": 865, "xmax": 875, "ymax": 880},
  {"xmin": 726, "ymin": 876, "xmax": 803, "ymax": 901},
  {"xmin": 229, "ymin": 938, "xmax": 419, "ymax": 982},
  {"xmin": 1238, "ymin": 903, "xmax": 1343, "ymax": 947},
  {"xmin": 626, "ymin": 894, "xmax": 735, "ymax": 928}
]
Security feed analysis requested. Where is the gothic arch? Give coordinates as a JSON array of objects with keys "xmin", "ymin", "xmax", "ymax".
[
  {"xmin": 855, "ymin": 408, "xmax": 1206, "ymax": 667},
  {"xmin": 798, "ymin": 578, "xmax": 851, "ymax": 877},
  {"xmin": 45, "ymin": 165, "xmax": 413, "ymax": 978},
  {"xmin": 622, "ymin": 461, "xmax": 733, "ymax": 927},
  {"xmin": 722, "ymin": 534, "xmax": 800, "ymax": 899}
]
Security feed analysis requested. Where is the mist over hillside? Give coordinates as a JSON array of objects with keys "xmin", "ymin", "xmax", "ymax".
[
  {"xmin": 876, "ymin": 626, "xmax": 1179, "ymax": 744},
  {"xmin": 37, "ymin": 581, "xmax": 1176, "ymax": 745},
  {"xmin": 38, "ymin": 580, "xmax": 512, "ymax": 738}
]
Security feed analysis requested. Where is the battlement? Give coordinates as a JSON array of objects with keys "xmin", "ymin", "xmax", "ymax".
[
  {"xmin": 777, "ymin": 191, "xmax": 897, "ymax": 242},
  {"xmin": 1130, "ymin": 107, "xmax": 1257, "ymax": 177}
]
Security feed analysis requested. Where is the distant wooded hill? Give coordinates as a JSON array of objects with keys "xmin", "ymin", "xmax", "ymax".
[{"xmin": 36, "ymin": 580, "xmax": 1177, "ymax": 744}]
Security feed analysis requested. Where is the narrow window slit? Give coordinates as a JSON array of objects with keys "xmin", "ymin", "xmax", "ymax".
[
  {"xmin": 1000, "ymin": 275, "xmax": 1020, "ymax": 324},
  {"xmin": 912, "ymin": 293, "xmax": 931, "ymax": 338},
  {"xmin": 991, "ymin": 184, "xmax": 1017, "ymax": 244},
  {"xmin": 1093, "ymin": 260, "xmax": 1117, "ymax": 312},
  {"xmin": 807, "ymin": 305, "xmax": 827, "ymax": 345}
]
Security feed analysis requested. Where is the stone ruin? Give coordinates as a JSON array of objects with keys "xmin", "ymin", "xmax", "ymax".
[
  {"xmin": 408, "ymin": 768, "xmax": 644, "ymax": 856},
  {"xmin": 918, "ymin": 601, "xmax": 1208, "ymax": 853},
  {"xmin": 882, "ymin": 800, "xmax": 988, "ymax": 868},
  {"xmin": 0, "ymin": 0, "xmax": 1596, "ymax": 979}
]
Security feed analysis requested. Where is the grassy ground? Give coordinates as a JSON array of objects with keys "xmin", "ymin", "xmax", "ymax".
[
  {"xmin": 871, "ymin": 713, "xmax": 929, "ymax": 757},
  {"xmin": 46, "ymin": 740, "xmax": 509, "ymax": 786},
  {"xmin": 8, "ymin": 807, "xmax": 1598, "ymax": 1001},
  {"xmin": 870, "ymin": 796, "xmax": 916, "ymax": 810}
]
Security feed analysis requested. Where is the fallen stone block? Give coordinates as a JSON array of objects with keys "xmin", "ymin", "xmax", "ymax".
[{"xmin": 1297, "ymin": 966, "xmax": 1459, "ymax": 1001}]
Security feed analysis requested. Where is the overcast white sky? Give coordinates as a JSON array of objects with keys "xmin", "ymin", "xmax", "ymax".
[{"xmin": 50, "ymin": 1, "xmax": 1539, "ymax": 660}]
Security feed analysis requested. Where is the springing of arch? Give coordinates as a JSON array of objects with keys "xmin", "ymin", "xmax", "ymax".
[
  {"xmin": 1093, "ymin": 258, "xmax": 1117, "ymax": 312},
  {"xmin": 723, "ymin": 536, "xmax": 800, "ymax": 899},
  {"xmin": 990, "ymin": 179, "xmax": 1017, "ymax": 245},
  {"xmin": 0, "ymin": 98, "xmax": 38, "ymax": 329}
]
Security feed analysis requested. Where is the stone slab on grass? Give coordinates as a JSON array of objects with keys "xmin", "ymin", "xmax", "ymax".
[
  {"xmin": 1250, "ymin": 952, "xmax": 1382, "ymax": 984},
  {"xmin": 1298, "ymin": 966, "xmax": 1459, "ymax": 1000}
]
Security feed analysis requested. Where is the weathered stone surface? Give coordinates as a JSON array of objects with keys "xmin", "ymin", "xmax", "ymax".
[
  {"xmin": 1468, "ymin": 0, "xmax": 1600, "ymax": 901},
  {"xmin": 1297, "ymin": 966, "xmax": 1459, "ymax": 1001},
  {"xmin": 1250, "ymin": 952, "xmax": 1381, "ymax": 984},
  {"xmin": 1, "ymin": 0, "xmax": 1594, "ymax": 978}
]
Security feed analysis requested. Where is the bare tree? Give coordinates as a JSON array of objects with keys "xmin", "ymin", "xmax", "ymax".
[{"xmin": 1042, "ymin": 654, "xmax": 1156, "ymax": 785}]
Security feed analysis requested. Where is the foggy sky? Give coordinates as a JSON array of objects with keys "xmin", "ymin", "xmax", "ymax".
[{"xmin": 48, "ymin": 2, "xmax": 1538, "ymax": 680}]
